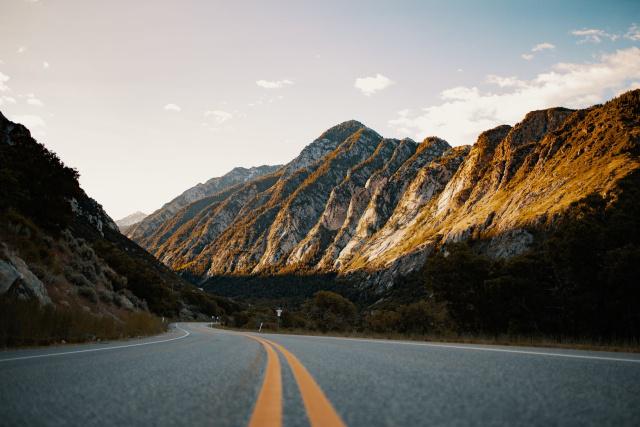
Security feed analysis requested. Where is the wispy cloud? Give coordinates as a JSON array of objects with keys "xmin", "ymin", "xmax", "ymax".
[
  {"xmin": 0, "ymin": 96, "xmax": 16, "ymax": 106},
  {"xmin": 390, "ymin": 47, "xmax": 640, "ymax": 146},
  {"xmin": 256, "ymin": 79, "xmax": 293, "ymax": 89},
  {"xmin": 248, "ymin": 95, "xmax": 284, "ymax": 107},
  {"xmin": 204, "ymin": 110, "xmax": 233, "ymax": 124},
  {"xmin": 531, "ymin": 42, "xmax": 555, "ymax": 52},
  {"xmin": 625, "ymin": 23, "xmax": 640, "ymax": 41},
  {"xmin": 27, "ymin": 98, "xmax": 44, "ymax": 107},
  {"xmin": 571, "ymin": 28, "xmax": 619, "ymax": 43},
  {"xmin": 521, "ymin": 42, "xmax": 555, "ymax": 60},
  {"xmin": 163, "ymin": 103, "xmax": 181, "ymax": 112},
  {"xmin": 43, "ymin": 61, "xmax": 50, "ymax": 69},
  {"xmin": 354, "ymin": 73, "xmax": 395, "ymax": 96},
  {"xmin": 0, "ymin": 71, "xmax": 9, "ymax": 92},
  {"xmin": 485, "ymin": 75, "xmax": 526, "ymax": 88},
  {"xmin": 17, "ymin": 46, "xmax": 27, "ymax": 54}
]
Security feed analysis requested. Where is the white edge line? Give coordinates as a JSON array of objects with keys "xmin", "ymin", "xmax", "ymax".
[
  {"xmin": 253, "ymin": 332, "xmax": 640, "ymax": 364},
  {"xmin": 0, "ymin": 324, "xmax": 191, "ymax": 363}
]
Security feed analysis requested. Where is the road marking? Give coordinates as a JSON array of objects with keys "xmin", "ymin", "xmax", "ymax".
[
  {"xmin": 262, "ymin": 337, "xmax": 346, "ymax": 427},
  {"xmin": 273, "ymin": 334, "xmax": 640, "ymax": 364},
  {"xmin": 245, "ymin": 336, "xmax": 283, "ymax": 427},
  {"xmin": 216, "ymin": 327, "xmax": 346, "ymax": 427},
  {"xmin": 0, "ymin": 324, "xmax": 191, "ymax": 363}
]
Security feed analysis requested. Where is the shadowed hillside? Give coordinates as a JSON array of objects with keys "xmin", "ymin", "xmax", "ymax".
[{"xmin": 0, "ymin": 112, "xmax": 240, "ymax": 346}]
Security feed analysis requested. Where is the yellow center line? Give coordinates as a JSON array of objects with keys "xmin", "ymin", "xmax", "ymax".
[
  {"xmin": 198, "ymin": 325, "xmax": 346, "ymax": 427},
  {"xmin": 261, "ymin": 337, "xmax": 347, "ymax": 427},
  {"xmin": 244, "ymin": 335, "xmax": 283, "ymax": 427}
]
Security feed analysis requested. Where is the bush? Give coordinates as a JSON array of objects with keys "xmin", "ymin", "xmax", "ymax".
[
  {"xmin": 364, "ymin": 310, "xmax": 401, "ymax": 333},
  {"xmin": 303, "ymin": 291, "xmax": 357, "ymax": 332},
  {"xmin": 397, "ymin": 300, "xmax": 449, "ymax": 335}
]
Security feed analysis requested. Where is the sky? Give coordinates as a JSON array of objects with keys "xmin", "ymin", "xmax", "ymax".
[{"xmin": 1, "ymin": 0, "xmax": 639, "ymax": 219}]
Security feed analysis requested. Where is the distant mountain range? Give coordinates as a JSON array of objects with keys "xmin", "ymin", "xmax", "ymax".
[
  {"xmin": 115, "ymin": 211, "xmax": 147, "ymax": 233},
  {"xmin": 127, "ymin": 165, "xmax": 280, "ymax": 245},
  {"xmin": 126, "ymin": 90, "xmax": 640, "ymax": 292}
]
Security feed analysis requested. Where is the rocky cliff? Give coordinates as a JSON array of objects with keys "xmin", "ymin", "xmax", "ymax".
[{"xmin": 129, "ymin": 91, "xmax": 640, "ymax": 292}]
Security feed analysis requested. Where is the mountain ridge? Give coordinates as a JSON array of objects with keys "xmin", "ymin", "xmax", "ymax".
[{"xmin": 128, "ymin": 91, "xmax": 639, "ymax": 292}]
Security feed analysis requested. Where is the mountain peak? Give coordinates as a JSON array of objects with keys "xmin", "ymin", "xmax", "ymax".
[
  {"xmin": 281, "ymin": 120, "xmax": 372, "ymax": 177},
  {"xmin": 316, "ymin": 120, "xmax": 368, "ymax": 143}
]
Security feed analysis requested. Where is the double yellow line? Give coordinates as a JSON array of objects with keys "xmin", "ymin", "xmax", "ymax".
[{"xmin": 244, "ymin": 334, "xmax": 346, "ymax": 427}]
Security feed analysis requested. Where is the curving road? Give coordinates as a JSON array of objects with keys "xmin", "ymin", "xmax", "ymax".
[{"xmin": 1, "ymin": 323, "xmax": 639, "ymax": 426}]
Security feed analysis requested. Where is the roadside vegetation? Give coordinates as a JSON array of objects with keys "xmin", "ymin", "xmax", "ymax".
[{"xmin": 0, "ymin": 295, "xmax": 166, "ymax": 347}]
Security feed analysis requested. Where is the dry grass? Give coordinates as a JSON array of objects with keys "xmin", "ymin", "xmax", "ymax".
[{"xmin": 0, "ymin": 296, "xmax": 167, "ymax": 348}]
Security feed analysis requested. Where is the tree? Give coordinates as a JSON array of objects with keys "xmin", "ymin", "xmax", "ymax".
[{"xmin": 303, "ymin": 291, "xmax": 357, "ymax": 331}]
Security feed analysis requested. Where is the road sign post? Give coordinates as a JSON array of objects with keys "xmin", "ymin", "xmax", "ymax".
[{"xmin": 276, "ymin": 308, "xmax": 283, "ymax": 330}]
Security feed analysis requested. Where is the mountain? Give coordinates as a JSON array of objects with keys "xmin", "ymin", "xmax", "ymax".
[
  {"xmin": 0, "ymin": 111, "xmax": 239, "ymax": 344},
  {"xmin": 126, "ymin": 165, "xmax": 280, "ymax": 245},
  {"xmin": 128, "ymin": 90, "xmax": 640, "ymax": 295},
  {"xmin": 115, "ymin": 211, "xmax": 147, "ymax": 232}
]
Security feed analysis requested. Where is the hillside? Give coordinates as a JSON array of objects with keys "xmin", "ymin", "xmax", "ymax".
[
  {"xmin": 126, "ymin": 164, "xmax": 280, "ymax": 245},
  {"xmin": 130, "ymin": 91, "xmax": 639, "ymax": 296},
  {"xmin": 0, "ymin": 112, "xmax": 239, "ymax": 345}
]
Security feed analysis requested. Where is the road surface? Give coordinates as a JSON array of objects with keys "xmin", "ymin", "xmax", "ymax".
[{"xmin": 1, "ymin": 323, "xmax": 639, "ymax": 426}]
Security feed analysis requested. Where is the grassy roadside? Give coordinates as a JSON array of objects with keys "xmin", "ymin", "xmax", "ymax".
[
  {"xmin": 211, "ymin": 325, "xmax": 640, "ymax": 354},
  {"xmin": 0, "ymin": 297, "xmax": 167, "ymax": 348}
]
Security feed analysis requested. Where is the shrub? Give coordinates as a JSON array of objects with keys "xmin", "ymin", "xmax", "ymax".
[
  {"xmin": 303, "ymin": 291, "xmax": 357, "ymax": 332},
  {"xmin": 364, "ymin": 310, "xmax": 401, "ymax": 333}
]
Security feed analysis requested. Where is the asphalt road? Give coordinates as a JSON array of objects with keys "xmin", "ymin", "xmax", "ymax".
[{"xmin": 1, "ymin": 323, "xmax": 639, "ymax": 426}]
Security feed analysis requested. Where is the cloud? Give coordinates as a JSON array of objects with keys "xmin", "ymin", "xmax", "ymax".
[
  {"xmin": 163, "ymin": 103, "xmax": 181, "ymax": 112},
  {"xmin": 0, "ymin": 71, "xmax": 9, "ymax": 92},
  {"xmin": 625, "ymin": 24, "xmax": 640, "ymax": 41},
  {"xmin": 43, "ymin": 61, "xmax": 49, "ymax": 69},
  {"xmin": 521, "ymin": 42, "xmax": 555, "ymax": 60},
  {"xmin": 256, "ymin": 79, "xmax": 293, "ymax": 89},
  {"xmin": 389, "ymin": 47, "xmax": 640, "ymax": 147},
  {"xmin": 354, "ymin": 73, "xmax": 395, "ymax": 96},
  {"xmin": 531, "ymin": 42, "xmax": 555, "ymax": 52},
  {"xmin": 571, "ymin": 28, "xmax": 619, "ymax": 43},
  {"xmin": 248, "ymin": 94, "xmax": 285, "ymax": 107},
  {"xmin": 204, "ymin": 110, "xmax": 233, "ymax": 124},
  {"xmin": 17, "ymin": 46, "xmax": 27, "ymax": 54},
  {"xmin": 27, "ymin": 97, "xmax": 44, "ymax": 107},
  {"xmin": 0, "ymin": 96, "xmax": 16, "ymax": 106},
  {"xmin": 485, "ymin": 75, "xmax": 526, "ymax": 88}
]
